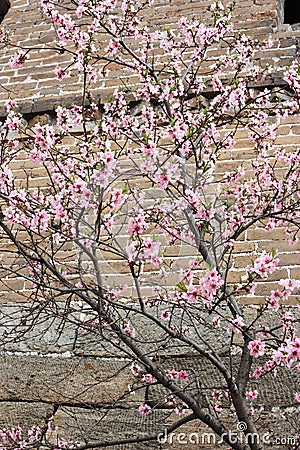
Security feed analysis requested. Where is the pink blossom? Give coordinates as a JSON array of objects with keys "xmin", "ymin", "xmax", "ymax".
[
  {"xmin": 9, "ymin": 50, "xmax": 27, "ymax": 68},
  {"xmin": 142, "ymin": 374, "xmax": 157, "ymax": 384},
  {"xmin": 248, "ymin": 340, "xmax": 265, "ymax": 357},
  {"xmin": 125, "ymin": 241, "xmax": 139, "ymax": 262},
  {"xmin": 246, "ymin": 390, "xmax": 259, "ymax": 400},
  {"xmin": 123, "ymin": 321, "xmax": 135, "ymax": 338},
  {"xmin": 195, "ymin": 205, "xmax": 215, "ymax": 220},
  {"xmin": 55, "ymin": 66, "xmax": 66, "ymax": 80},
  {"xmin": 248, "ymin": 251, "xmax": 279, "ymax": 279},
  {"xmin": 267, "ymin": 290, "xmax": 282, "ymax": 311},
  {"xmin": 264, "ymin": 360, "xmax": 275, "ymax": 372},
  {"xmin": 165, "ymin": 395, "xmax": 176, "ymax": 406},
  {"xmin": 105, "ymin": 39, "xmax": 120, "ymax": 56},
  {"xmin": 138, "ymin": 404, "xmax": 152, "ymax": 416},
  {"xmin": 130, "ymin": 362, "xmax": 142, "ymax": 377},
  {"xmin": 252, "ymin": 367, "xmax": 263, "ymax": 379},
  {"xmin": 166, "ymin": 369, "xmax": 178, "ymax": 380},
  {"xmin": 170, "ymin": 122, "xmax": 188, "ymax": 141},
  {"xmin": 278, "ymin": 278, "xmax": 300, "ymax": 293},
  {"xmin": 182, "ymin": 284, "xmax": 200, "ymax": 303},
  {"xmin": 176, "ymin": 370, "xmax": 188, "ymax": 382},
  {"xmin": 81, "ymin": 186, "xmax": 92, "ymax": 206},
  {"xmin": 199, "ymin": 269, "xmax": 224, "ymax": 305},
  {"xmin": 289, "ymin": 338, "xmax": 300, "ymax": 362},
  {"xmin": 161, "ymin": 310, "xmax": 171, "ymax": 321},
  {"xmin": 110, "ymin": 188, "xmax": 127, "ymax": 209},
  {"xmin": 185, "ymin": 189, "xmax": 200, "ymax": 208},
  {"xmin": 129, "ymin": 213, "xmax": 147, "ymax": 236},
  {"xmin": 175, "ymin": 403, "xmax": 188, "ymax": 416},
  {"xmin": 229, "ymin": 316, "xmax": 245, "ymax": 333},
  {"xmin": 142, "ymin": 238, "xmax": 161, "ymax": 264}
]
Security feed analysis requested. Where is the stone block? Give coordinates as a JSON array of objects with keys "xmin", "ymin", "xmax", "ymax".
[
  {"xmin": 0, "ymin": 354, "xmax": 142, "ymax": 407},
  {"xmin": 0, "ymin": 401, "xmax": 53, "ymax": 429}
]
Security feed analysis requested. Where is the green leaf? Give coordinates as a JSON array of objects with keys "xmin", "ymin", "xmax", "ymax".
[{"xmin": 177, "ymin": 281, "xmax": 187, "ymax": 292}]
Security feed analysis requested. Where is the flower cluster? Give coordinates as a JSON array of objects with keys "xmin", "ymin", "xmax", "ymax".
[{"xmin": 0, "ymin": 0, "xmax": 299, "ymax": 441}]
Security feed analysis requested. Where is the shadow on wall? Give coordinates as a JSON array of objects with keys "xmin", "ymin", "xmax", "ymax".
[
  {"xmin": 0, "ymin": 0, "xmax": 10, "ymax": 22},
  {"xmin": 284, "ymin": 0, "xmax": 300, "ymax": 24}
]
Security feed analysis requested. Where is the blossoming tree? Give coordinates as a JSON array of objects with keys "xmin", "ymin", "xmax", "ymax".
[{"xmin": 0, "ymin": 0, "xmax": 299, "ymax": 449}]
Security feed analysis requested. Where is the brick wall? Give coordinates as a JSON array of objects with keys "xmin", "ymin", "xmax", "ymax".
[
  {"xmin": 0, "ymin": 115, "xmax": 299, "ymax": 306},
  {"xmin": 0, "ymin": 0, "xmax": 300, "ymax": 116}
]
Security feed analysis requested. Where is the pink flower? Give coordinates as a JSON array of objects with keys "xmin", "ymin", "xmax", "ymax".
[
  {"xmin": 170, "ymin": 122, "xmax": 188, "ymax": 142},
  {"xmin": 195, "ymin": 205, "xmax": 215, "ymax": 220},
  {"xmin": 55, "ymin": 66, "xmax": 66, "ymax": 80},
  {"xmin": 246, "ymin": 390, "xmax": 259, "ymax": 400},
  {"xmin": 175, "ymin": 403, "xmax": 188, "ymax": 416},
  {"xmin": 279, "ymin": 278, "xmax": 300, "ymax": 293},
  {"xmin": 166, "ymin": 369, "xmax": 178, "ymax": 380},
  {"xmin": 185, "ymin": 189, "xmax": 200, "ymax": 208},
  {"xmin": 229, "ymin": 316, "xmax": 245, "ymax": 333},
  {"xmin": 125, "ymin": 241, "xmax": 139, "ymax": 262},
  {"xmin": 248, "ymin": 340, "xmax": 265, "ymax": 357},
  {"xmin": 154, "ymin": 172, "xmax": 172, "ymax": 189},
  {"xmin": 161, "ymin": 310, "xmax": 171, "ymax": 321},
  {"xmin": 289, "ymin": 338, "xmax": 300, "ymax": 361},
  {"xmin": 32, "ymin": 210, "xmax": 50, "ymax": 232},
  {"xmin": 142, "ymin": 238, "xmax": 161, "ymax": 263},
  {"xmin": 9, "ymin": 50, "xmax": 27, "ymax": 68},
  {"xmin": 105, "ymin": 39, "xmax": 120, "ymax": 56},
  {"xmin": 111, "ymin": 188, "xmax": 127, "ymax": 209},
  {"xmin": 267, "ymin": 290, "xmax": 282, "ymax": 311},
  {"xmin": 130, "ymin": 362, "xmax": 141, "ymax": 377},
  {"xmin": 81, "ymin": 186, "xmax": 92, "ymax": 206},
  {"xmin": 142, "ymin": 374, "xmax": 157, "ymax": 384},
  {"xmin": 248, "ymin": 251, "xmax": 279, "ymax": 279},
  {"xmin": 252, "ymin": 367, "xmax": 262, "ymax": 379},
  {"xmin": 123, "ymin": 321, "xmax": 135, "ymax": 338},
  {"xmin": 199, "ymin": 269, "xmax": 224, "ymax": 304},
  {"xmin": 295, "ymin": 393, "xmax": 300, "ymax": 403},
  {"xmin": 182, "ymin": 284, "xmax": 200, "ymax": 303},
  {"xmin": 129, "ymin": 213, "xmax": 147, "ymax": 236},
  {"xmin": 176, "ymin": 370, "xmax": 188, "ymax": 382},
  {"xmin": 165, "ymin": 395, "xmax": 176, "ymax": 406},
  {"xmin": 138, "ymin": 404, "xmax": 152, "ymax": 416},
  {"xmin": 264, "ymin": 360, "xmax": 275, "ymax": 371}
]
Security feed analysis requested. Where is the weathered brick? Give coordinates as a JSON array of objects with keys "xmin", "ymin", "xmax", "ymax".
[
  {"xmin": 247, "ymin": 227, "xmax": 290, "ymax": 241},
  {"xmin": 0, "ymin": 0, "xmax": 294, "ymax": 114},
  {"xmin": 0, "ymin": 354, "xmax": 142, "ymax": 406},
  {"xmin": 290, "ymin": 268, "xmax": 300, "ymax": 279},
  {"xmin": 0, "ymin": 402, "xmax": 53, "ymax": 430},
  {"xmin": 0, "ymin": 278, "xmax": 26, "ymax": 292},
  {"xmin": 233, "ymin": 242, "xmax": 256, "ymax": 254},
  {"xmin": 241, "ymin": 294, "xmax": 299, "ymax": 306},
  {"xmin": 257, "ymin": 240, "xmax": 300, "ymax": 253},
  {"xmin": 276, "ymin": 254, "xmax": 300, "ymax": 267}
]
